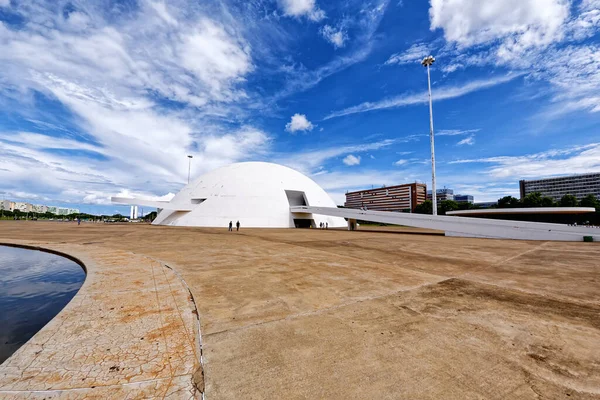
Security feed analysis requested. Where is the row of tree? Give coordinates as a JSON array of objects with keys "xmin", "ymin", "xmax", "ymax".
[
  {"xmin": 414, "ymin": 192, "xmax": 600, "ymax": 216},
  {"xmin": 0, "ymin": 209, "xmax": 156, "ymax": 222},
  {"xmin": 497, "ymin": 193, "xmax": 599, "ymax": 210}
]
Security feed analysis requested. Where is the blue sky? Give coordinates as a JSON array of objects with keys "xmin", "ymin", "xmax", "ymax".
[{"xmin": 1, "ymin": 0, "xmax": 600, "ymax": 215}]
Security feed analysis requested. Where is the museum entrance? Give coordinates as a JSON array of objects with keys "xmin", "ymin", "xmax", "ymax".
[{"xmin": 293, "ymin": 219, "xmax": 315, "ymax": 228}]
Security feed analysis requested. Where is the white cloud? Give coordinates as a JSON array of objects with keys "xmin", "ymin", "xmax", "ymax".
[
  {"xmin": 147, "ymin": 1, "xmax": 179, "ymax": 26},
  {"xmin": 285, "ymin": 113, "xmax": 314, "ymax": 133},
  {"xmin": 321, "ymin": 25, "xmax": 348, "ymax": 48},
  {"xmin": 441, "ymin": 63, "xmax": 462, "ymax": 74},
  {"xmin": 270, "ymin": 0, "xmax": 390, "ymax": 101},
  {"xmin": 276, "ymin": 139, "xmax": 394, "ymax": 174},
  {"xmin": 429, "ymin": 0, "xmax": 570, "ymax": 54},
  {"xmin": 428, "ymin": 0, "xmax": 600, "ymax": 114},
  {"xmin": 456, "ymin": 135, "xmax": 475, "ymax": 145},
  {"xmin": 437, "ymin": 129, "xmax": 480, "ymax": 136},
  {"xmin": 0, "ymin": 2, "xmax": 273, "ymax": 206},
  {"xmin": 313, "ymin": 169, "xmax": 420, "ymax": 192},
  {"xmin": 277, "ymin": 0, "xmax": 325, "ymax": 21},
  {"xmin": 385, "ymin": 43, "xmax": 430, "ymax": 65},
  {"xmin": 449, "ymin": 143, "xmax": 600, "ymax": 178},
  {"xmin": 394, "ymin": 158, "xmax": 429, "ymax": 166},
  {"xmin": 177, "ymin": 19, "xmax": 253, "ymax": 101},
  {"xmin": 0, "ymin": 0, "xmax": 9, "ymax": 7},
  {"xmin": 325, "ymin": 74, "xmax": 521, "ymax": 119},
  {"xmin": 343, "ymin": 154, "xmax": 361, "ymax": 166}
]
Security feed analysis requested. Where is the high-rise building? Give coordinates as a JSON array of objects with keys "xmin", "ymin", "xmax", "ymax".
[
  {"xmin": 344, "ymin": 183, "xmax": 427, "ymax": 212},
  {"xmin": 519, "ymin": 173, "xmax": 600, "ymax": 202}
]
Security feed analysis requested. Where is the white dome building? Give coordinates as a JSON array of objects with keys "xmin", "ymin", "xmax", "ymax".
[{"xmin": 150, "ymin": 162, "xmax": 346, "ymax": 228}]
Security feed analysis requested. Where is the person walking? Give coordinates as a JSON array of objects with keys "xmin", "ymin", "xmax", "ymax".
[
  {"xmin": 228, "ymin": 221, "xmax": 233, "ymax": 232},
  {"xmin": 236, "ymin": 220, "xmax": 240, "ymax": 231},
  {"xmin": 326, "ymin": 222, "xmax": 328, "ymax": 230}
]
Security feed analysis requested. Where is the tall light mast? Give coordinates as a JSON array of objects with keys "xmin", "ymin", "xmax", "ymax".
[{"xmin": 421, "ymin": 55, "xmax": 437, "ymax": 215}]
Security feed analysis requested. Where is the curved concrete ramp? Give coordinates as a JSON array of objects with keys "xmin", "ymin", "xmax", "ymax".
[
  {"xmin": 0, "ymin": 242, "xmax": 202, "ymax": 399},
  {"xmin": 291, "ymin": 206, "xmax": 600, "ymax": 241}
]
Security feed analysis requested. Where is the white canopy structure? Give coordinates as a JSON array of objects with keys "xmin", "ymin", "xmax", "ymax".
[{"xmin": 113, "ymin": 162, "xmax": 346, "ymax": 228}]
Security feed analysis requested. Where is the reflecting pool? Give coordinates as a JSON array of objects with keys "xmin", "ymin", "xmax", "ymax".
[{"xmin": 0, "ymin": 245, "xmax": 85, "ymax": 364}]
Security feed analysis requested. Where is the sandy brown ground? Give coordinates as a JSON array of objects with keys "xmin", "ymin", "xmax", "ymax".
[{"xmin": 1, "ymin": 221, "xmax": 599, "ymax": 399}]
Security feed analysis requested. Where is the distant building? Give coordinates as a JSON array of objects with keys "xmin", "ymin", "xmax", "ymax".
[
  {"xmin": 0, "ymin": 200, "xmax": 77, "ymax": 215},
  {"xmin": 56, "ymin": 207, "xmax": 78, "ymax": 215},
  {"xmin": 427, "ymin": 188, "xmax": 454, "ymax": 202},
  {"xmin": 474, "ymin": 201, "xmax": 497, "ymax": 209},
  {"xmin": 33, "ymin": 204, "xmax": 48, "ymax": 213},
  {"xmin": 14, "ymin": 202, "xmax": 32, "ymax": 212},
  {"xmin": 454, "ymin": 194, "xmax": 474, "ymax": 204},
  {"xmin": 1, "ymin": 200, "xmax": 15, "ymax": 212},
  {"xmin": 519, "ymin": 173, "xmax": 600, "ymax": 202},
  {"xmin": 345, "ymin": 183, "xmax": 427, "ymax": 212}
]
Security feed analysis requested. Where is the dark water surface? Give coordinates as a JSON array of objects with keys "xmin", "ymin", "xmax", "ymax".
[{"xmin": 0, "ymin": 245, "xmax": 85, "ymax": 364}]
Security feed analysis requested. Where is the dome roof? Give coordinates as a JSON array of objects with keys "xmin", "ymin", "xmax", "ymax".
[{"xmin": 153, "ymin": 162, "xmax": 346, "ymax": 228}]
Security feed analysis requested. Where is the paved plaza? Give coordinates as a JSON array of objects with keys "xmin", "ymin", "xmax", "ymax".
[{"xmin": 1, "ymin": 221, "xmax": 599, "ymax": 399}]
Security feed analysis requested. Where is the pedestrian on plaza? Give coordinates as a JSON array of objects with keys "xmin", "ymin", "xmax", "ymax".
[
  {"xmin": 229, "ymin": 221, "xmax": 233, "ymax": 231},
  {"xmin": 326, "ymin": 222, "xmax": 328, "ymax": 230},
  {"xmin": 236, "ymin": 220, "xmax": 240, "ymax": 231}
]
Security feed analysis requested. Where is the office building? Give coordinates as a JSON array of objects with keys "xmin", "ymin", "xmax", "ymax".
[
  {"xmin": 454, "ymin": 194, "xmax": 474, "ymax": 204},
  {"xmin": 345, "ymin": 183, "xmax": 427, "ymax": 212},
  {"xmin": 519, "ymin": 173, "xmax": 600, "ymax": 202},
  {"xmin": 427, "ymin": 188, "xmax": 454, "ymax": 202}
]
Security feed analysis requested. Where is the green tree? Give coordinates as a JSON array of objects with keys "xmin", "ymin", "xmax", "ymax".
[
  {"xmin": 457, "ymin": 202, "xmax": 473, "ymax": 211},
  {"xmin": 522, "ymin": 192, "xmax": 543, "ymax": 207},
  {"xmin": 414, "ymin": 200, "xmax": 433, "ymax": 215},
  {"xmin": 498, "ymin": 196, "xmax": 521, "ymax": 208},
  {"xmin": 559, "ymin": 194, "xmax": 578, "ymax": 207},
  {"xmin": 541, "ymin": 196, "xmax": 556, "ymax": 207},
  {"xmin": 580, "ymin": 194, "xmax": 600, "ymax": 210},
  {"xmin": 440, "ymin": 200, "xmax": 460, "ymax": 215}
]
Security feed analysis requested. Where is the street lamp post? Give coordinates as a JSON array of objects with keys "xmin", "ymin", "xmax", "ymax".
[
  {"xmin": 187, "ymin": 155, "xmax": 193, "ymax": 184},
  {"xmin": 421, "ymin": 55, "xmax": 437, "ymax": 216}
]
